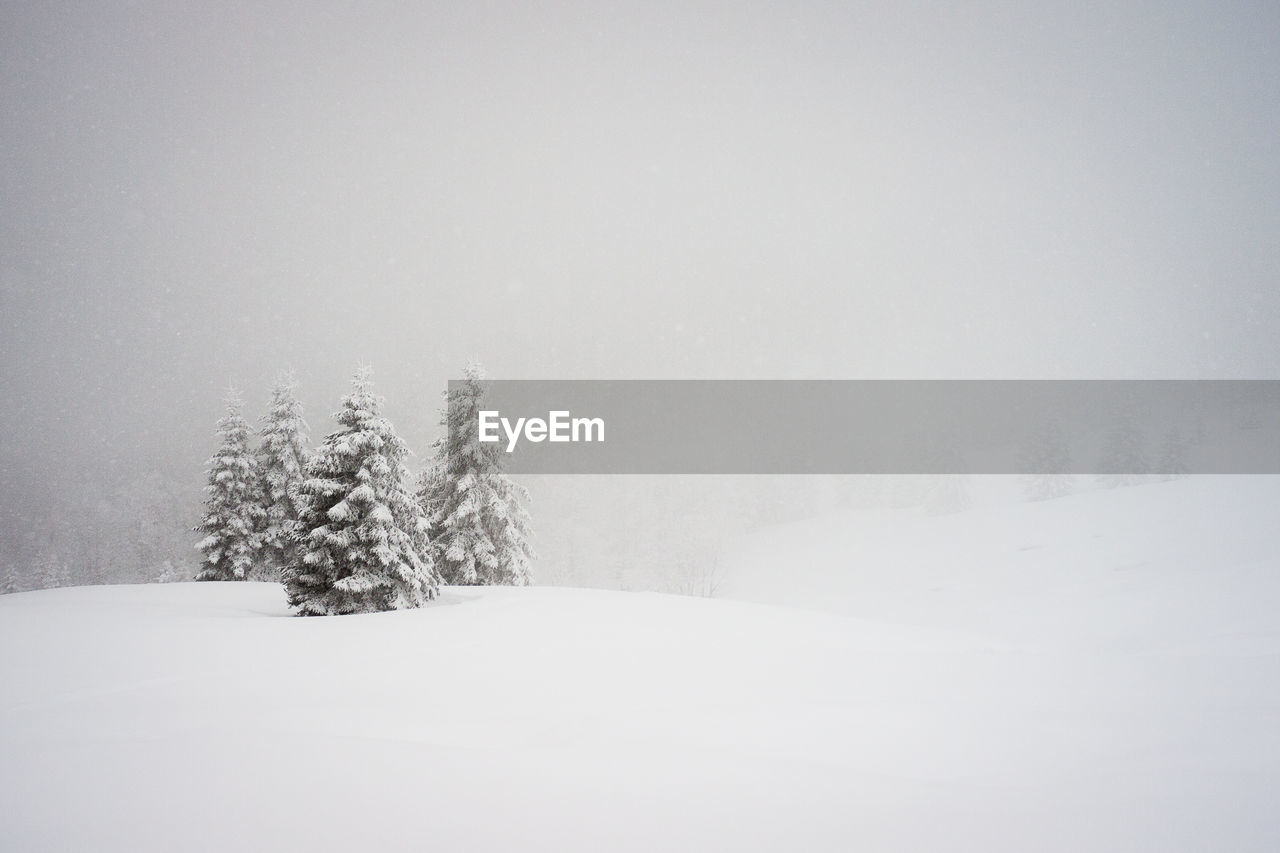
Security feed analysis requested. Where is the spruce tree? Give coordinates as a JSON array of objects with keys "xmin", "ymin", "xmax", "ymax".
[
  {"xmin": 284, "ymin": 367, "xmax": 437, "ymax": 615},
  {"xmin": 423, "ymin": 362, "xmax": 535, "ymax": 586},
  {"xmin": 257, "ymin": 373, "xmax": 310, "ymax": 579},
  {"xmin": 414, "ymin": 460, "xmax": 443, "ymax": 567},
  {"xmin": 195, "ymin": 390, "xmax": 264, "ymax": 581}
]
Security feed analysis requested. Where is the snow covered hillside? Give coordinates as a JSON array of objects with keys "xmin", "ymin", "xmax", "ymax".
[
  {"xmin": 724, "ymin": 476, "xmax": 1280, "ymax": 649},
  {"xmin": 2, "ymin": 478, "xmax": 1278, "ymax": 851}
]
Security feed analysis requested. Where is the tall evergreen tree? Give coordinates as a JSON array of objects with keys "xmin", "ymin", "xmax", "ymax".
[
  {"xmin": 284, "ymin": 367, "xmax": 437, "ymax": 615},
  {"xmin": 195, "ymin": 390, "xmax": 263, "ymax": 581},
  {"xmin": 422, "ymin": 362, "xmax": 535, "ymax": 586},
  {"xmin": 256, "ymin": 373, "xmax": 310, "ymax": 579}
]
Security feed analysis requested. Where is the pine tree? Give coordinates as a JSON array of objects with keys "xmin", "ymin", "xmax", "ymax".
[
  {"xmin": 256, "ymin": 373, "xmax": 310, "ymax": 580},
  {"xmin": 195, "ymin": 389, "xmax": 264, "ymax": 581},
  {"xmin": 422, "ymin": 362, "xmax": 535, "ymax": 586},
  {"xmin": 414, "ymin": 460, "xmax": 443, "ymax": 566},
  {"xmin": 284, "ymin": 367, "xmax": 437, "ymax": 615}
]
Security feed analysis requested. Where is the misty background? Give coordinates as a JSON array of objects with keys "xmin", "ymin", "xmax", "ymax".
[{"xmin": 3, "ymin": 1, "xmax": 1279, "ymax": 588}]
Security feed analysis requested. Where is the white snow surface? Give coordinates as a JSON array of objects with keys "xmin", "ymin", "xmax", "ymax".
[{"xmin": 3, "ymin": 476, "xmax": 1279, "ymax": 851}]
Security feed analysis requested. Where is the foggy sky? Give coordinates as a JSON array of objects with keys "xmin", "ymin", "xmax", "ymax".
[{"xmin": 3, "ymin": 1, "xmax": 1280, "ymax": 515}]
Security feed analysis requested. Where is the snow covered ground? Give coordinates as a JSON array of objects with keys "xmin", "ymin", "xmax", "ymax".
[
  {"xmin": 724, "ymin": 476, "xmax": 1280, "ymax": 651},
  {"xmin": 2, "ymin": 477, "xmax": 1278, "ymax": 851}
]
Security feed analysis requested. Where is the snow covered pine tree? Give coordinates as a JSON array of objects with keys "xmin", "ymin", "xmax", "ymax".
[
  {"xmin": 256, "ymin": 373, "xmax": 310, "ymax": 580},
  {"xmin": 195, "ymin": 389, "xmax": 264, "ymax": 581},
  {"xmin": 422, "ymin": 362, "xmax": 535, "ymax": 586},
  {"xmin": 284, "ymin": 367, "xmax": 437, "ymax": 615}
]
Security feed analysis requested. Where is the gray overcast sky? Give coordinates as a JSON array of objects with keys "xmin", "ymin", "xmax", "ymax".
[{"xmin": 2, "ymin": 1, "xmax": 1279, "ymax": 504}]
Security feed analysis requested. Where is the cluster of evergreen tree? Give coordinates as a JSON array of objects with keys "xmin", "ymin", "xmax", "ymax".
[
  {"xmin": 194, "ymin": 364, "xmax": 533, "ymax": 616},
  {"xmin": 195, "ymin": 376, "xmax": 308, "ymax": 582}
]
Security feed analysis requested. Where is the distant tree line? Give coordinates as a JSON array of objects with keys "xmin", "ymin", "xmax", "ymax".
[{"xmin": 0, "ymin": 468, "xmax": 197, "ymax": 594}]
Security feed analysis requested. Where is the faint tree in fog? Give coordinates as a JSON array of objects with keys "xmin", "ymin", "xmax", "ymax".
[
  {"xmin": 256, "ymin": 373, "xmax": 310, "ymax": 580},
  {"xmin": 1019, "ymin": 421, "xmax": 1074, "ymax": 501},
  {"xmin": 1096, "ymin": 413, "xmax": 1150, "ymax": 488},
  {"xmin": 421, "ymin": 362, "xmax": 535, "ymax": 586},
  {"xmin": 121, "ymin": 471, "xmax": 197, "ymax": 585},
  {"xmin": 284, "ymin": 368, "xmax": 437, "ymax": 615},
  {"xmin": 677, "ymin": 554, "xmax": 724, "ymax": 598},
  {"xmin": 154, "ymin": 561, "xmax": 181, "ymax": 583},
  {"xmin": 35, "ymin": 549, "xmax": 71, "ymax": 589},
  {"xmin": 194, "ymin": 389, "xmax": 264, "ymax": 581},
  {"xmin": 1, "ymin": 563, "xmax": 20, "ymax": 594}
]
